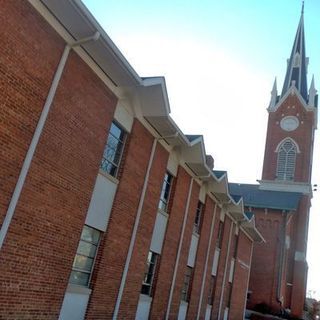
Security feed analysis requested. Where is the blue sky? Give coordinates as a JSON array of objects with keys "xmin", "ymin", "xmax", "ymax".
[{"xmin": 83, "ymin": 0, "xmax": 320, "ymax": 299}]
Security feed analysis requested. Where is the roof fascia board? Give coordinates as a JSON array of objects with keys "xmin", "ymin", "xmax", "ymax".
[
  {"xmin": 38, "ymin": 0, "xmax": 141, "ymax": 86},
  {"xmin": 29, "ymin": 0, "xmax": 121, "ymax": 93},
  {"xmin": 68, "ymin": 0, "xmax": 142, "ymax": 85}
]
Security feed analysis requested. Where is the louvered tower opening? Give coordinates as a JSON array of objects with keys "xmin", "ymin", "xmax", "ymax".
[{"xmin": 276, "ymin": 140, "xmax": 297, "ymax": 180}]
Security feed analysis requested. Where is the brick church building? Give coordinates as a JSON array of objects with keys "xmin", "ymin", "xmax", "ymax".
[
  {"xmin": 0, "ymin": 1, "xmax": 315, "ymax": 320},
  {"xmin": 230, "ymin": 5, "xmax": 317, "ymax": 318}
]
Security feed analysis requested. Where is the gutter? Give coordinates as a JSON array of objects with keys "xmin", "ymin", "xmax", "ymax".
[{"xmin": 0, "ymin": 31, "xmax": 100, "ymax": 250}]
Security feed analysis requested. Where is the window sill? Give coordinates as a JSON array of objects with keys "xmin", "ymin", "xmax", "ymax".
[
  {"xmin": 99, "ymin": 169, "xmax": 119, "ymax": 185},
  {"xmin": 192, "ymin": 231, "xmax": 200, "ymax": 238},
  {"xmin": 139, "ymin": 293, "xmax": 153, "ymax": 302},
  {"xmin": 158, "ymin": 208, "xmax": 169, "ymax": 218},
  {"xmin": 180, "ymin": 300, "xmax": 189, "ymax": 306},
  {"xmin": 66, "ymin": 284, "xmax": 92, "ymax": 295}
]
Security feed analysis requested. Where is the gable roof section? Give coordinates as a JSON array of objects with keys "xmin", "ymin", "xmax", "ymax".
[{"xmin": 229, "ymin": 183, "xmax": 302, "ymax": 211}]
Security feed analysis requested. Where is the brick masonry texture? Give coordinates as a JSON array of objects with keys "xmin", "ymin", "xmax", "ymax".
[
  {"xmin": 229, "ymin": 231, "xmax": 253, "ymax": 319},
  {"xmin": 168, "ymin": 181, "xmax": 201, "ymax": 318},
  {"xmin": 0, "ymin": 2, "xmax": 117, "ymax": 319},
  {"xmin": 187, "ymin": 196, "xmax": 215, "ymax": 319},
  {"xmin": 118, "ymin": 141, "xmax": 169, "ymax": 318},
  {"xmin": 211, "ymin": 216, "xmax": 233, "ymax": 320},
  {"xmin": 0, "ymin": 2, "xmax": 258, "ymax": 320},
  {"xmin": 149, "ymin": 167, "xmax": 192, "ymax": 319},
  {"xmin": 262, "ymin": 94, "xmax": 314, "ymax": 183},
  {"xmin": 85, "ymin": 120, "xmax": 156, "ymax": 319}
]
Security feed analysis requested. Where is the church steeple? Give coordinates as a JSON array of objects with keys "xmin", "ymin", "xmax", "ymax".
[{"xmin": 281, "ymin": 2, "xmax": 308, "ymax": 102}]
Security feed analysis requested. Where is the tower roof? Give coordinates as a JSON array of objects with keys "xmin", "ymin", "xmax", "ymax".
[{"xmin": 281, "ymin": 3, "xmax": 308, "ymax": 102}]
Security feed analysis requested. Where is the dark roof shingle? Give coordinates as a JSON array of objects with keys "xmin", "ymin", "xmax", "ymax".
[{"xmin": 229, "ymin": 183, "xmax": 301, "ymax": 211}]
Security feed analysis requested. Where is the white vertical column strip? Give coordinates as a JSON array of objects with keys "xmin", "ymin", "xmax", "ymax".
[
  {"xmin": 113, "ymin": 139, "xmax": 157, "ymax": 320},
  {"xmin": 196, "ymin": 203, "xmax": 218, "ymax": 320},
  {"xmin": 243, "ymin": 238, "xmax": 254, "ymax": 318},
  {"xmin": 0, "ymin": 45, "xmax": 69, "ymax": 250},
  {"xmin": 165, "ymin": 178, "xmax": 194, "ymax": 320},
  {"xmin": 0, "ymin": 32, "xmax": 100, "ymax": 251},
  {"xmin": 217, "ymin": 221, "xmax": 234, "ymax": 320}
]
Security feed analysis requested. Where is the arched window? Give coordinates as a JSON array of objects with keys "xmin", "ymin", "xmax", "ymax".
[{"xmin": 276, "ymin": 139, "xmax": 298, "ymax": 180}]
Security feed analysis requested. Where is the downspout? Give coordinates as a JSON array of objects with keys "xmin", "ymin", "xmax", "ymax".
[
  {"xmin": 243, "ymin": 239, "xmax": 254, "ymax": 314},
  {"xmin": 112, "ymin": 132, "xmax": 178, "ymax": 319},
  {"xmin": 217, "ymin": 222, "xmax": 234, "ymax": 320},
  {"xmin": 196, "ymin": 203, "xmax": 217, "ymax": 320},
  {"xmin": 0, "ymin": 32, "xmax": 100, "ymax": 250},
  {"xmin": 165, "ymin": 177, "xmax": 194, "ymax": 320},
  {"xmin": 277, "ymin": 211, "xmax": 288, "ymax": 306}
]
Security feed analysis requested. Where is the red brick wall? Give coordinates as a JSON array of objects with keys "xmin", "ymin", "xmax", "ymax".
[
  {"xmin": 229, "ymin": 230, "xmax": 253, "ymax": 319},
  {"xmin": 211, "ymin": 216, "xmax": 233, "ymax": 320},
  {"xmin": 149, "ymin": 167, "xmax": 192, "ymax": 319},
  {"xmin": 0, "ymin": 1, "xmax": 64, "ymax": 227},
  {"xmin": 262, "ymin": 94, "xmax": 315, "ymax": 183},
  {"xmin": 85, "ymin": 120, "xmax": 156, "ymax": 319},
  {"xmin": 291, "ymin": 195, "xmax": 310, "ymax": 317},
  {"xmin": 248, "ymin": 208, "xmax": 283, "ymax": 312},
  {"xmin": 220, "ymin": 227, "xmax": 237, "ymax": 315},
  {"xmin": 197, "ymin": 205, "xmax": 221, "ymax": 319},
  {"xmin": 167, "ymin": 181, "xmax": 200, "ymax": 318},
  {"xmin": 187, "ymin": 196, "xmax": 215, "ymax": 319},
  {"xmin": 0, "ymin": 2, "xmax": 117, "ymax": 319},
  {"xmin": 118, "ymin": 142, "xmax": 169, "ymax": 318}
]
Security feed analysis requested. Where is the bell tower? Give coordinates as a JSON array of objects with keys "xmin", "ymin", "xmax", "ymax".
[
  {"xmin": 258, "ymin": 4, "xmax": 317, "ymax": 316},
  {"xmin": 261, "ymin": 4, "xmax": 317, "ymax": 190}
]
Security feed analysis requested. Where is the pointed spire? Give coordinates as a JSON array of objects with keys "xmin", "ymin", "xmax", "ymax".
[
  {"xmin": 281, "ymin": 2, "xmax": 308, "ymax": 101},
  {"xmin": 308, "ymin": 75, "xmax": 317, "ymax": 107},
  {"xmin": 269, "ymin": 77, "xmax": 278, "ymax": 109}
]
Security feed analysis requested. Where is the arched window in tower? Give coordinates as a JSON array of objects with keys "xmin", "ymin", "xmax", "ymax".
[{"xmin": 276, "ymin": 139, "xmax": 298, "ymax": 180}]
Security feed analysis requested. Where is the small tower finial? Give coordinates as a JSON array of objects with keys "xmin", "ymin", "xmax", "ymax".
[{"xmin": 301, "ymin": 1, "xmax": 304, "ymax": 15}]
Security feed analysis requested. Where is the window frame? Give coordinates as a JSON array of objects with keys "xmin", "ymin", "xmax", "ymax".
[
  {"xmin": 158, "ymin": 171, "xmax": 174, "ymax": 213},
  {"xmin": 141, "ymin": 251, "xmax": 159, "ymax": 297},
  {"xmin": 181, "ymin": 266, "xmax": 193, "ymax": 302},
  {"xmin": 207, "ymin": 275, "xmax": 216, "ymax": 305},
  {"xmin": 216, "ymin": 221, "xmax": 224, "ymax": 249},
  {"xmin": 69, "ymin": 225, "xmax": 101, "ymax": 287},
  {"xmin": 194, "ymin": 201, "xmax": 204, "ymax": 234},
  {"xmin": 276, "ymin": 139, "xmax": 297, "ymax": 181},
  {"xmin": 100, "ymin": 121, "xmax": 127, "ymax": 178}
]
